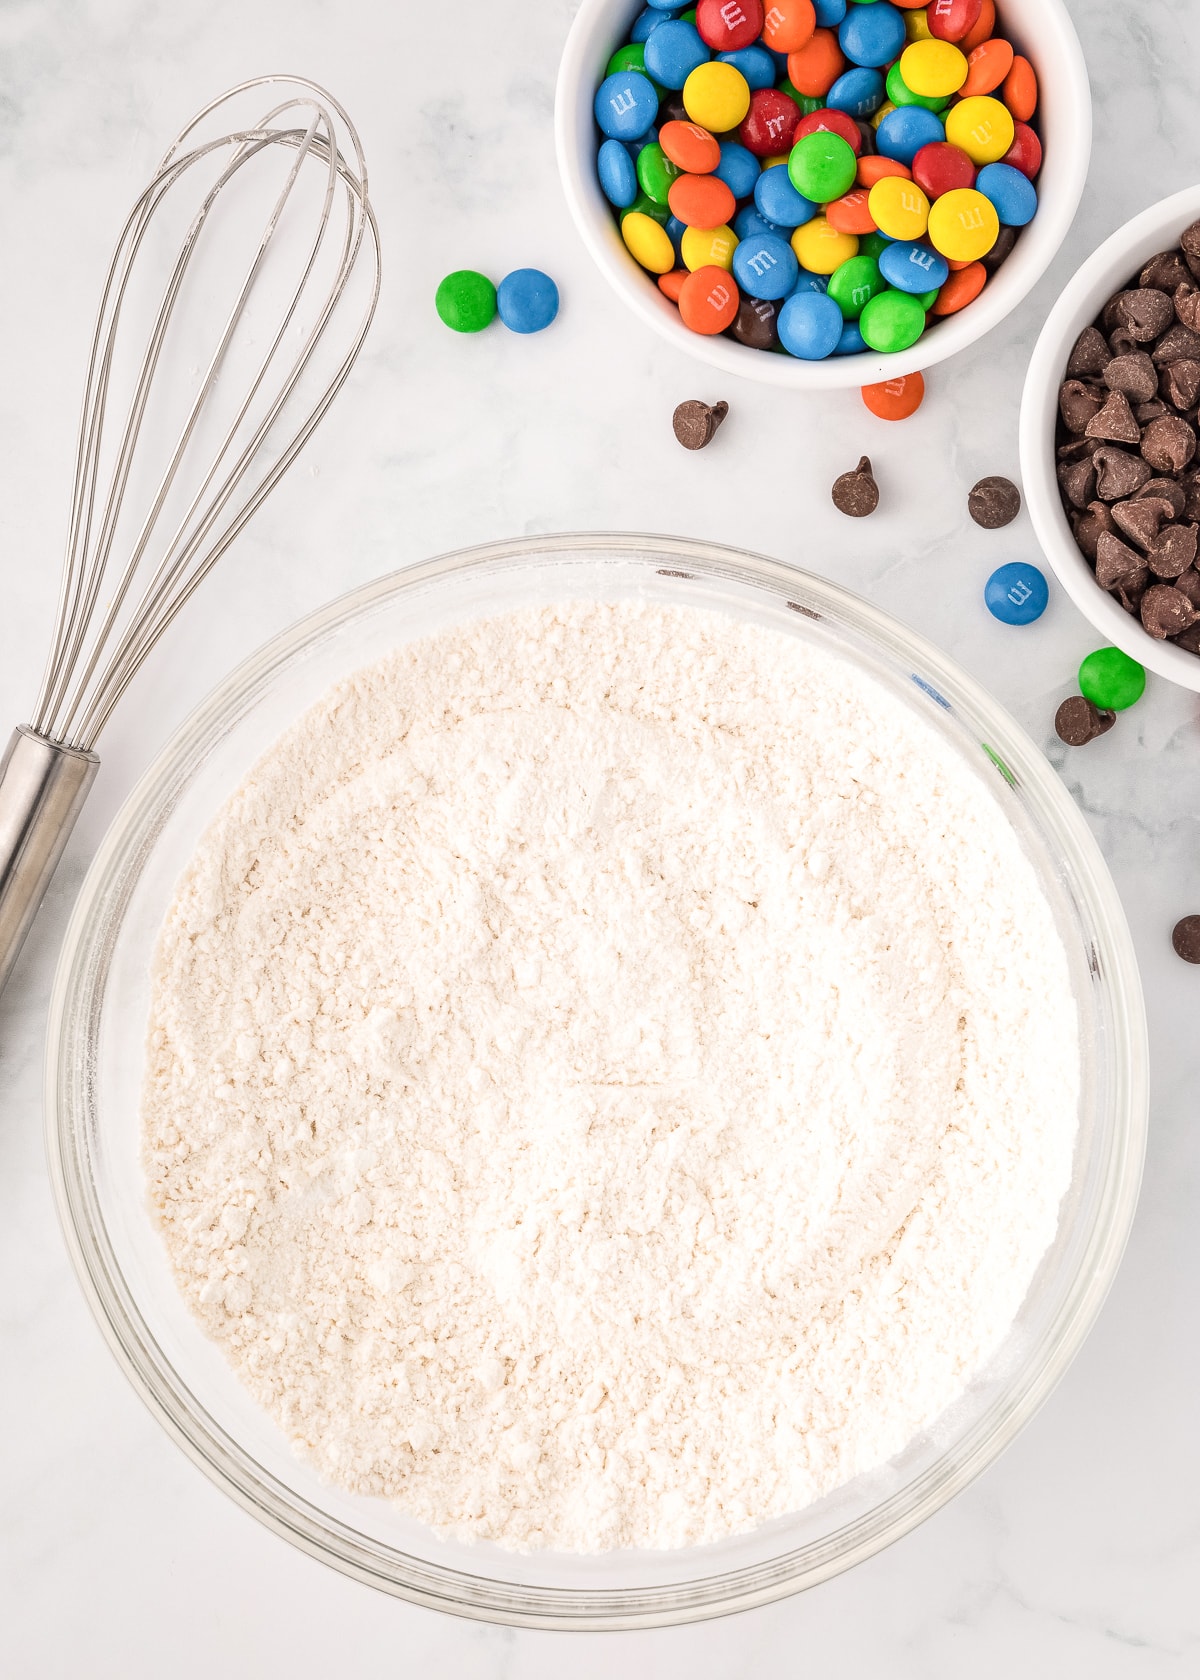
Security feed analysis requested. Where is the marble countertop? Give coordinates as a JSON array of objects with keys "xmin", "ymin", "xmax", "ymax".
[{"xmin": 1, "ymin": 0, "xmax": 1197, "ymax": 1672}]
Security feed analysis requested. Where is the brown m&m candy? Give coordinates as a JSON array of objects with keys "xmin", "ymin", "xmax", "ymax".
[
  {"xmin": 968, "ymin": 475, "xmax": 1021, "ymax": 528},
  {"xmin": 1054, "ymin": 695, "xmax": 1116, "ymax": 746},
  {"xmin": 672, "ymin": 399, "xmax": 728, "ymax": 450},
  {"xmin": 1171, "ymin": 914, "xmax": 1200, "ymax": 963},
  {"xmin": 832, "ymin": 456, "xmax": 879, "ymax": 517}
]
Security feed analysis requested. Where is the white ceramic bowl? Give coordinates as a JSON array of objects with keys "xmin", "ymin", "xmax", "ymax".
[
  {"xmin": 1020, "ymin": 183, "xmax": 1200, "ymax": 692},
  {"xmin": 555, "ymin": 0, "xmax": 1092, "ymax": 389}
]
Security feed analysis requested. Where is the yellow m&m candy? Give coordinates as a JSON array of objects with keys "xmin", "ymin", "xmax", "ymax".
[
  {"xmin": 927, "ymin": 187, "xmax": 1000, "ymax": 261},
  {"xmin": 871, "ymin": 100, "xmax": 896, "ymax": 130},
  {"xmin": 682, "ymin": 61, "xmax": 751, "ymax": 133},
  {"xmin": 681, "ymin": 222, "xmax": 739, "ymax": 272},
  {"xmin": 866, "ymin": 176, "xmax": 931, "ymax": 241},
  {"xmin": 944, "ymin": 95, "xmax": 1016, "ymax": 164},
  {"xmin": 791, "ymin": 218, "xmax": 859, "ymax": 275},
  {"xmin": 904, "ymin": 8, "xmax": 933, "ymax": 42},
  {"xmin": 899, "ymin": 39, "xmax": 968, "ymax": 98},
  {"xmin": 621, "ymin": 211, "xmax": 675, "ymax": 274}
]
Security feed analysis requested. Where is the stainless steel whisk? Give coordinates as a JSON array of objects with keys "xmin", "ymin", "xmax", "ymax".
[{"xmin": 0, "ymin": 76, "xmax": 381, "ymax": 997}]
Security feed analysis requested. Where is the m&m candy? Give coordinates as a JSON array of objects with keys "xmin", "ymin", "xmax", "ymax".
[
  {"xmin": 435, "ymin": 270, "xmax": 496, "ymax": 333},
  {"xmin": 497, "ymin": 269, "xmax": 559, "ymax": 334},
  {"xmin": 592, "ymin": 0, "xmax": 1043, "ymax": 359},
  {"xmin": 984, "ymin": 562, "xmax": 1048, "ymax": 625},
  {"xmin": 861, "ymin": 369, "xmax": 925, "ymax": 418}
]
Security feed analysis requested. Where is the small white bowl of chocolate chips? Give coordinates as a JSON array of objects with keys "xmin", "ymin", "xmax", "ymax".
[{"xmin": 1020, "ymin": 184, "xmax": 1200, "ymax": 690}]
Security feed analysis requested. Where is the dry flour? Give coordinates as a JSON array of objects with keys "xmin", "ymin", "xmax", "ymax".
[{"xmin": 143, "ymin": 599, "xmax": 1079, "ymax": 1552}]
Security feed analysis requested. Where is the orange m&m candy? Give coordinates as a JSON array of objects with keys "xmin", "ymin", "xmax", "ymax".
[
  {"xmin": 959, "ymin": 37, "xmax": 1014, "ymax": 97},
  {"xmin": 668, "ymin": 172, "xmax": 737, "ymax": 228},
  {"xmin": 930, "ymin": 261, "xmax": 986, "ymax": 314},
  {"xmin": 678, "ymin": 265, "xmax": 740, "ymax": 334},
  {"xmin": 761, "ymin": 0, "xmax": 815, "ymax": 54},
  {"xmin": 657, "ymin": 269, "xmax": 688, "ymax": 302},
  {"xmin": 826, "ymin": 188, "xmax": 877, "ymax": 235},
  {"xmin": 960, "ymin": 0, "xmax": 994, "ymax": 51},
  {"xmin": 861, "ymin": 371, "xmax": 926, "ymax": 421},
  {"xmin": 856, "ymin": 155, "xmax": 911, "ymax": 189},
  {"xmin": 1002, "ymin": 55, "xmax": 1038, "ymax": 121},
  {"xmin": 786, "ymin": 29, "xmax": 845, "ymax": 97},
  {"xmin": 659, "ymin": 120, "xmax": 721, "ymax": 175}
]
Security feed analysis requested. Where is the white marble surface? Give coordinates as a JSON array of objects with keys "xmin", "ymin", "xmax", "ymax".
[{"xmin": 1, "ymin": 0, "xmax": 1198, "ymax": 1671}]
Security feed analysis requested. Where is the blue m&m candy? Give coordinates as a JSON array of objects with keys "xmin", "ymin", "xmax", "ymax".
[
  {"xmin": 838, "ymin": 3, "xmax": 907, "ymax": 69},
  {"xmin": 734, "ymin": 204, "xmax": 786, "ymax": 242},
  {"xmin": 833, "ymin": 320, "xmax": 867, "ymax": 354},
  {"xmin": 878, "ymin": 239, "xmax": 949, "ymax": 293},
  {"xmin": 754, "ymin": 164, "xmax": 817, "ymax": 228},
  {"xmin": 714, "ymin": 140, "xmax": 761, "ymax": 199},
  {"xmin": 876, "ymin": 105, "xmax": 945, "ymax": 165},
  {"xmin": 644, "ymin": 19, "xmax": 710, "ymax": 89},
  {"xmin": 717, "ymin": 46, "xmax": 776, "ymax": 90},
  {"xmin": 975, "ymin": 162, "xmax": 1038, "ymax": 227},
  {"xmin": 497, "ymin": 269, "xmax": 559, "ymax": 334},
  {"xmin": 597, "ymin": 139, "xmax": 638, "ymax": 209},
  {"xmin": 790, "ymin": 271, "xmax": 829, "ymax": 296},
  {"xmin": 778, "ymin": 288, "xmax": 844, "ymax": 358},
  {"xmin": 733, "ymin": 232, "xmax": 799, "ymax": 300},
  {"xmin": 814, "ymin": 0, "xmax": 848, "ymax": 23},
  {"xmin": 595, "ymin": 71, "xmax": 659, "ymax": 140},
  {"xmin": 630, "ymin": 7, "xmax": 669, "ymax": 42},
  {"xmin": 985, "ymin": 562, "xmax": 1048, "ymax": 625},
  {"xmin": 827, "ymin": 67, "xmax": 885, "ymax": 119}
]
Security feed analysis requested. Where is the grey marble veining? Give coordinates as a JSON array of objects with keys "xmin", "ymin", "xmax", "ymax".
[{"xmin": 1, "ymin": 0, "xmax": 1197, "ymax": 1673}]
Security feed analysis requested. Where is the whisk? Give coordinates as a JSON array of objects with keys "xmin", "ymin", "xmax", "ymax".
[{"xmin": 0, "ymin": 75, "xmax": 381, "ymax": 998}]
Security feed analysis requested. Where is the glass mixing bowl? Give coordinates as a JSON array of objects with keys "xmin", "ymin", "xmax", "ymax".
[{"xmin": 46, "ymin": 534, "xmax": 1147, "ymax": 1629}]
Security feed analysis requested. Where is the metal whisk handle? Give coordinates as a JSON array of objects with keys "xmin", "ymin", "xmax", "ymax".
[{"xmin": 0, "ymin": 728, "xmax": 99, "ymax": 997}]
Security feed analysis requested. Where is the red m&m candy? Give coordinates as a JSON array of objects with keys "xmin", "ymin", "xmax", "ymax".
[
  {"xmin": 927, "ymin": 0, "xmax": 983, "ymax": 43},
  {"xmin": 796, "ymin": 106, "xmax": 863, "ymax": 154},
  {"xmin": 1003, "ymin": 121, "xmax": 1041, "ymax": 178},
  {"xmin": 912, "ymin": 140, "xmax": 976, "ymax": 199},
  {"xmin": 696, "ymin": 0, "xmax": 766, "ymax": 52},
  {"xmin": 739, "ymin": 86, "xmax": 802, "ymax": 155}
]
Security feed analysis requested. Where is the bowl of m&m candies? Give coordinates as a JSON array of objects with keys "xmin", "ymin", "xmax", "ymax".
[{"xmin": 555, "ymin": 0, "xmax": 1090, "ymax": 387}]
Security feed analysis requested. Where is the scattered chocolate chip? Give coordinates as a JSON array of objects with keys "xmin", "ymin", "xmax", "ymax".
[
  {"xmin": 1071, "ymin": 501, "xmax": 1116, "ymax": 560},
  {"xmin": 1160, "ymin": 356, "xmax": 1200, "ymax": 410},
  {"xmin": 729, "ymin": 296, "xmax": 780, "ymax": 350},
  {"xmin": 1058, "ymin": 379, "xmax": 1106, "ymax": 433},
  {"xmin": 1092, "ymin": 446, "xmax": 1153, "ymax": 500},
  {"xmin": 672, "ymin": 398, "xmax": 729, "ymax": 450},
  {"xmin": 1066, "ymin": 325, "xmax": 1111, "ymax": 377},
  {"xmin": 1175, "ymin": 283, "xmax": 1200, "ymax": 330},
  {"xmin": 967, "ymin": 474, "xmax": 1021, "ymax": 528},
  {"xmin": 1171, "ymin": 913, "xmax": 1200, "ymax": 962},
  {"xmin": 1136, "ymin": 476, "xmax": 1187, "ymax": 515},
  {"xmin": 1095, "ymin": 530, "xmax": 1148, "ymax": 591},
  {"xmin": 832, "ymin": 455, "xmax": 879, "ymax": 516},
  {"xmin": 1152, "ymin": 321, "xmax": 1200, "ymax": 364},
  {"xmin": 1111, "ymin": 495, "xmax": 1173, "ymax": 550},
  {"xmin": 1140, "ymin": 249, "xmax": 1192, "ymax": 293},
  {"xmin": 1055, "ymin": 695, "xmax": 1116, "ymax": 746},
  {"xmin": 1117, "ymin": 287, "xmax": 1175, "ymax": 340},
  {"xmin": 1141, "ymin": 413, "xmax": 1197, "ymax": 473},
  {"xmin": 1140, "ymin": 581, "xmax": 1198, "ymax": 637},
  {"xmin": 1147, "ymin": 521, "xmax": 1198, "ymax": 577},
  {"xmin": 1085, "ymin": 389, "xmax": 1142, "ymax": 443},
  {"xmin": 1057, "ymin": 456, "xmax": 1096, "ymax": 508},
  {"xmin": 1104, "ymin": 351, "xmax": 1158, "ymax": 402},
  {"xmin": 982, "ymin": 224, "xmax": 1018, "ymax": 274}
]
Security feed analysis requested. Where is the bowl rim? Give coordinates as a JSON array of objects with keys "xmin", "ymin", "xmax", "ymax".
[
  {"xmin": 1019, "ymin": 181, "xmax": 1200, "ymax": 693},
  {"xmin": 45, "ymin": 533, "xmax": 1148, "ymax": 1628},
  {"xmin": 554, "ymin": 0, "xmax": 1093, "ymax": 390}
]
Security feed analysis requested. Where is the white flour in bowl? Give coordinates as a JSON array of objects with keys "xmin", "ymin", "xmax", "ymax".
[{"xmin": 143, "ymin": 599, "xmax": 1079, "ymax": 1552}]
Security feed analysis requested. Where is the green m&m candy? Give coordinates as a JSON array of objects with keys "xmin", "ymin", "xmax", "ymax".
[
  {"xmin": 635, "ymin": 141, "xmax": 680, "ymax": 206},
  {"xmin": 435, "ymin": 270, "xmax": 496, "ymax": 333},
  {"xmin": 788, "ymin": 131, "xmax": 857, "ymax": 204},
  {"xmin": 886, "ymin": 61, "xmax": 952, "ymax": 113},
  {"xmin": 1078, "ymin": 647, "xmax": 1146, "ymax": 711},
  {"xmin": 621, "ymin": 189, "xmax": 670, "ymax": 226},
  {"xmin": 858, "ymin": 230, "xmax": 892, "ymax": 262},
  {"xmin": 859, "ymin": 287, "xmax": 927, "ymax": 352},
  {"xmin": 827, "ymin": 255, "xmax": 885, "ymax": 319}
]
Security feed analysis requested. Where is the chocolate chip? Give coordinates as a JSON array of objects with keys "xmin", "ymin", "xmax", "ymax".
[
  {"xmin": 1104, "ymin": 351, "xmax": 1158, "ymax": 402},
  {"xmin": 1102, "ymin": 291, "xmax": 1132, "ymax": 331},
  {"xmin": 1140, "ymin": 581, "xmax": 1198, "ymax": 637},
  {"xmin": 1140, "ymin": 249, "xmax": 1192, "ymax": 292},
  {"xmin": 1182, "ymin": 221, "xmax": 1200, "ymax": 280},
  {"xmin": 1171, "ymin": 913, "xmax": 1200, "ymax": 962},
  {"xmin": 1108, "ymin": 327, "xmax": 1140, "ymax": 359},
  {"xmin": 1160, "ymin": 357, "xmax": 1200, "ymax": 410},
  {"xmin": 1095, "ymin": 530, "xmax": 1148, "ymax": 591},
  {"xmin": 672, "ymin": 399, "xmax": 729, "ymax": 449},
  {"xmin": 982, "ymin": 224, "xmax": 1018, "ymax": 274},
  {"xmin": 1182, "ymin": 470, "xmax": 1200, "ymax": 520},
  {"xmin": 1117, "ymin": 287, "xmax": 1175, "ymax": 340},
  {"xmin": 1135, "ymin": 399, "xmax": 1169, "ymax": 424},
  {"xmin": 1147, "ymin": 521, "xmax": 1198, "ymax": 577},
  {"xmin": 1071, "ymin": 501, "xmax": 1116, "ymax": 559},
  {"xmin": 729, "ymin": 296, "xmax": 780, "ymax": 350},
  {"xmin": 1058, "ymin": 435, "xmax": 1102, "ymax": 461},
  {"xmin": 1092, "ymin": 446, "xmax": 1153, "ymax": 500},
  {"xmin": 1172, "ymin": 618, "xmax": 1200, "ymax": 652},
  {"xmin": 1066, "ymin": 325, "xmax": 1112, "ymax": 377},
  {"xmin": 1174, "ymin": 566, "xmax": 1200, "ymax": 607},
  {"xmin": 1141, "ymin": 413, "xmax": 1197, "ymax": 473},
  {"xmin": 1136, "ymin": 476, "xmax": 1187, "ymax": 515},
  {"xmin": 1058, "ymin": 456, "xmax": 1096, "ymax": 508},
  {"xmin": 1175, "ymin": 283, "xmax": 1200, "ymax": 331},
  {"xmin": 1085, "ymin": 389, "xmax": 1142, "ymax": 443},
  {"xmin": 832, "ymin": 455, "xmax": 878, "ymax": 516},
  {"xmin": 1059, "ymin": 379, "xmax": 1106, "ymax": 433},
  {"xmin": 1152, "ymin": 321, "xmax": 1200, "ymax": 364},
  {"xmin": 1054, "ymin": 695, "xmax": 1116, "ymax": 746},
  {"xmin": 1111, "ymin": 495, "xmax": 1173, "ymax": 550},
  {"xmin": 966, "ymin": 475, "xmax": 1020, "ymax": 528}
]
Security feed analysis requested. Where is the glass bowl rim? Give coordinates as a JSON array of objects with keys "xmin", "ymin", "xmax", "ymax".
[{"xmin": 44, "ymin": 531, "xmax": 1148, "ymax": 1628}]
